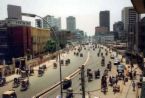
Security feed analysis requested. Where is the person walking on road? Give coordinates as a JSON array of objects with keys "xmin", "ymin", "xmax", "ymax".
[{"xmin": 132, "ymin": 81, "xmax": 136, "ymax": 91}]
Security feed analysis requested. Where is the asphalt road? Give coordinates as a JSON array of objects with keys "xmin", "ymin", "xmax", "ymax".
[
  {"xmin": 0, "ymin": 45, "xmax": 88, "ymax": 98},
  {"xmin": 44, "ymin": 45, "xmax": 111, "ymax": 98}
]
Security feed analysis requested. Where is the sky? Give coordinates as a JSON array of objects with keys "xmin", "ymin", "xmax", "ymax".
[{"xmin": 0, "ymin": 0, "xmax": 133, "ymax": 36}]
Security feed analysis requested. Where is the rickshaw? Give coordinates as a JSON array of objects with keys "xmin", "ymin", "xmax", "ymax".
[
  {"xmin": 76, "ymin": 52, "xmax": 79, "ymax": 56},
  {"xmin": 20, "ymin": 78, "xmax": 29, "ymax": 91},
  {"xmin": 29, "ymin": 68, "xmax": 34, "ymax": 75},
  {"xmin": 21, "ymin": 70, "xmax": 27, "ymax": 78},
  {"xmin": 60, "ymin": 60, "xmax": 64, "ymax": 65},
  {"xmin": 80, "ymin": 53, "xmax": 83, "ymax": 57},
  {"xmin": 65, "ymin": 59, "xmax": 70, "ymax": 65},
  {"xmin": 38, "ymin": 68, "xmax": 44, "ymax": 76},
  {"xmin": 42, "ymin": 65, "xmax": 47, "ymax": 70},
  {"xmin": 13, "ymin": 78, "xmax": 20, "ymax": 88},
  {"xmin": 113, "ymin": 85, "xmax": 120, "ymax": 93},
  {"xmin": 2, "ymin": 90, "xmax": 17, "ymax": 98},
  {"xmin": 94, "ymin": 70, "xmax": 100, "ymax": 79},
  {"xmin": 101, "ymin": 76, "xmax": 108, "ymax": 94},
  {"xmin": 107, "ymin": 63, "xmax": 112, "ymax": 71},
  {"xmin": 53, "ymin": 62, "xmax": 57, "ymax": 69},
  {"xmin": 0, "ymin": 77, "xmax": 6, "ymax": 86},
  {"xmin": 88, "ymin": 72, "xmax": 93, "ymax": 82},
  {"xmin": 63, "ymin": 77, "xmax": 72, "ymax": 90},
  {"xmin": 101, "ymin": 59, "xmax": 105, "ymax": 66},
  {"xmin": 66, "ymin": 88, "xmax": 73, "ymax": 98}
]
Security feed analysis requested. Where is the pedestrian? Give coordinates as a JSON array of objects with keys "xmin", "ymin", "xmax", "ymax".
[
  {"xmin": 16, "ymin": 68, "xmax": 19, "ymax": 74},
  {"xmin": 133, "ymin": 71, "xmax": 137, "ymax": 79},
  {"xmin": 115, "ymin": 76, "xmax": 118, "ymax": 85},
  {"xmin": 109, "ymin": 76, "xmax": 112, "ymax": 86},
  {"xmin": 132, "ymin": 81, "xmax": 136, "ymax": 91}
]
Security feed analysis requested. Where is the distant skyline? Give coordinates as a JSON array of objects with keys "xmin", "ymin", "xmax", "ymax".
[{"xmin": 0, "ymin": 0, "xmax": 133, "ymax": 35}]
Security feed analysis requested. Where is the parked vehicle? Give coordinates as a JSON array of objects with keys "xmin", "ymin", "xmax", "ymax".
[{"xmin": 2, "ymin": 90, "xmax": 17, "ymax": 98}]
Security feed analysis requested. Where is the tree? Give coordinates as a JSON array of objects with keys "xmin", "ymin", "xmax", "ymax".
[{"xmin": 44, "ymin": 39, "xmax": 57, "ymax": 53}]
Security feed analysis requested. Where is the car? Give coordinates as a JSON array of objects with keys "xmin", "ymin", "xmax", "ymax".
[
  {"xmin": 117, "ymin": 64, "xmax": 125, "ymax": 73},
  {"xmin": 114, "ymin": 58, "xmax": 120, "ymax": 65},
  {"xmin": 2, "ymin": 90, "xmax": 17, "ymax": 98}
]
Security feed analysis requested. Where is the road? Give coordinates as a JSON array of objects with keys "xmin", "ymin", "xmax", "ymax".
[
  {"xmin": 41, "ymin": 45, "xmax": 142, "ymax": 98},
  {"xmin": 43, "ymin": 45, "xmax": 111, "ymax": 98},
  {"xmin": 0, "ymin": 44, "xmax": 141, "ymax": 98},
  {"xmin": 0, "ymin": 45, "xmax": 88, "ymax": 98}
]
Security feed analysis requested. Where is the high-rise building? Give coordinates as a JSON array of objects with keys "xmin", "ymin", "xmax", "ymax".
[
  {"xmin": 113, "ymin": 21, "xmax": 124, "ymax": 40},
  {"xmin": 66, "ymin": 16, "xmax": 76, "ymax": 31},
  {"xmin": 122, "ymin": 7, "xmax": 140, "ymax": 52},
  {"xmin": 43, "ymin": 15, "xmax": 61, "ymax": 30},
  {"xmin": 99, "ymin": 11, "xmax": 110, "ymax": 31},
  {"xmin": 7, "ymin": 5, "xmax": 22, "ymax": 20},
  {"xmin": 122, "ymin": 7, "xmax": 140, "ymax": 32}
]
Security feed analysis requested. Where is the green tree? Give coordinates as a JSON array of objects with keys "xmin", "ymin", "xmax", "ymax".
[{"xmin": 44, "ymin": 39, "xmax": 57, "ymax": 53}]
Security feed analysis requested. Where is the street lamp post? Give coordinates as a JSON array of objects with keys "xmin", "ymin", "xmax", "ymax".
[{"xmin": 21, "ymin": 13, "xmax": 63, "ymax": 97}]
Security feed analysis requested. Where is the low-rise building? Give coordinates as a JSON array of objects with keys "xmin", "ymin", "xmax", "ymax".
[{"xmin": 31, "ymin": 27, "xmax": 51, "ymax": 56}]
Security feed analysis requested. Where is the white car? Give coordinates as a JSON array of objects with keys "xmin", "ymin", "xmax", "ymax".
[{"xmin": 114, "ymin": 58, "xmax": 120, "ymax": 65}]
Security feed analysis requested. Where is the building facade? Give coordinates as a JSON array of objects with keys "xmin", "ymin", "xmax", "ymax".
[
  {"xmin": 35, "ymin": 19, "xmax": 43, "ymax": 28},
  {"xmin": 95, "ymin": 27, "xmax": 108, "ymax": 36},
  {"xmin": 0, "ymin": 26, "xmax": 51, "ymax": 64},
  {"xmin": 43, "ymin": 15, "xmax": 61, "ymax": 30},
  {"xmin": 0, "ymin": 19, "xmax": 31, "ymax": 27},
  {"xmin": 122, "ymin": 7, "xmax": 140, "ymax": 52},
  {"xmin": 66, "ymin": 16, "xmax": 76, "ymax": 32},
  {"xmin": 113, "ymin": 21, "xmax": 124, "ymax": 40},
  {"xmin": 138, "ymin": 17, "xmax": 145, "ymax": 56},
  {"xmin": 31, "ymin": 27, "xmax": 51, "ymax": 56},
  {"xmin": 7, "ymin": 5, "xmax": 22, "ymax": 20},
  {"xmin": 99, "ymin": 11, "xmax": 110, "ymax": 31}
]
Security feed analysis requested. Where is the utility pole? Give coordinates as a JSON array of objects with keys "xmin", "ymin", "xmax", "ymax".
[{"xmin": 80, "ymin": 65, "xmax": 85, "ymax": 98}]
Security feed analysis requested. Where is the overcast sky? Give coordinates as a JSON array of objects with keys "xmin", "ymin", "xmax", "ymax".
[{"xmin": 0, "ymin": 0, "xmax": 132, "ymax": 35}]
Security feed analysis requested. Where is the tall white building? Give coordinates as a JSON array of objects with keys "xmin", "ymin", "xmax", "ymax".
[
  {"xmin": 66, "ymin": 16, "xmax": 76, "ymax": 31},
  {"xmin": 122, "ymin": 7, "xmax": 140, "ymax": 51},
  {"xmin": 7, "ymin": 5, "xmax": 22, "ymax": 20},
  {"xmin": 122, "ymin": 7, "xmax": 140, "ymax": 32},
  {"xmin": 43, "ymin": 15, "xmax": 61, "ymax": 30}
]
